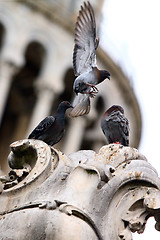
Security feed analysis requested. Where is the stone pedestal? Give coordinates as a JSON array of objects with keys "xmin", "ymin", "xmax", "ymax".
[{"xmin": 0, "ymin": 140, "xmax": 160, "ymax": 240}]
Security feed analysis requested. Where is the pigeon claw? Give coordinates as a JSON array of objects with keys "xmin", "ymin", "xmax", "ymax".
[
  {"xmin": 86, "ymin": 83, "xmax": 99, "ymax": 97},
  {"xmin": 89, "ymin": 91, "xmax": 97, "ymax": 98}
]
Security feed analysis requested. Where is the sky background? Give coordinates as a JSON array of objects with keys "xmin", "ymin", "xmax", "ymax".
[{"xmin": 100, "ymin": 0, "xmax": 160, "ymax": 239}]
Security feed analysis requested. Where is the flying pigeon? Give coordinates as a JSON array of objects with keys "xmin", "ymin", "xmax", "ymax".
[
  {"xmin": 69, "ymin": 1, "xmax": 110, "ymax": 117},
  {"xmin": 101, "ymin": 105, "xmax": 129, "ymax": 146},
  {"xmin": 28, "ymin": 101, "xmax": 73, "ymax": 146}
]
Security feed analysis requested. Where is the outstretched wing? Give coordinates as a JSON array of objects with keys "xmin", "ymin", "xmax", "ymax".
[
  {"xmin": 28, "ymin": 116, "xmax": 55, "ymax": 139},
  {"xmin": 73, "ymin": 1, "xmax": 98, "ymax": 76},
  {"xmin": 69, "ymin": 93, "xmax": 90, "ymax": 117}
]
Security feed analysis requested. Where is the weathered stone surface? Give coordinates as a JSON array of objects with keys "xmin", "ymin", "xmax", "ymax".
[{"xmin": 0, "ymin": 140, "xmax": 160, "ymax": 240}]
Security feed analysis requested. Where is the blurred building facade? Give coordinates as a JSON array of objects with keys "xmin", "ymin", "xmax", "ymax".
[{"xmin": 0, "ymin": 0, "xmax": 141, "ymax": 173}]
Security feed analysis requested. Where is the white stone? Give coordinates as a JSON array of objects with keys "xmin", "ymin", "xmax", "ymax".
[{"xmin": 0, "ymin": 140, "xmax": 160, "ymax": 239}]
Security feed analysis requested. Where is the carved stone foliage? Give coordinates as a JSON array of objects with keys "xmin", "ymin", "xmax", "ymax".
[{"xmin": 0, "ymin": 140, "xmax": 160, "ymax": 240}]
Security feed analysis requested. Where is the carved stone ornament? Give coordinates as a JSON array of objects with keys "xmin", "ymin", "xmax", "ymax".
[{"xmin": 0, "ymin": 139, "xmax": 160, "ymax": 240}]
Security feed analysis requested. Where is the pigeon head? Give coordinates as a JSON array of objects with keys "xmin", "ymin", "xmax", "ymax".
[
  {"xmin": 59, "ymin": 101, "xmax": 73, "ymax": 109},
  {"xmin": 56, "ymin": 101, "xmax": 73, "ymax": 115},
  {"xmin": 99, "ymin": 70, "xmax": 110, "ymax": 81},
  {"xmin": 104, "ymin": 105, "xmax": 124, "ymax": 117}
]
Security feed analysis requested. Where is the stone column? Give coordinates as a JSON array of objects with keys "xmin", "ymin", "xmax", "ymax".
[
  {"xmin": 64, "ymin": 101, "xmax": 98, "ymax": 155},
  {"xmin": 63, "ymin": 117, "xmax": 86, "ymax": 155}
]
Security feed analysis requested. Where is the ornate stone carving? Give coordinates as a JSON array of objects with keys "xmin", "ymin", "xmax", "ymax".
[{"xmin": 0, "ymin": 140, "xmax": 160, "ymax": 239}]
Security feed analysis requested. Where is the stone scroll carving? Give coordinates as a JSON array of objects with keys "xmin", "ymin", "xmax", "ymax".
[{"xmin": 0, "ymin": 140, "xmax": 160, "ymax": 240}]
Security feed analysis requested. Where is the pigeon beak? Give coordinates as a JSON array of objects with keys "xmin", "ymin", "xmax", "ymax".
[
  {"xmin": 105, "ymin": 71, "xmax": 110, "ymax": 80},
  {"xmin": 67, "ymin": 104, "xmax": 73, "ymax": 109},
  {"xmin": 66, "ymin": 105, "xmax": 74, "ymax": 117}
]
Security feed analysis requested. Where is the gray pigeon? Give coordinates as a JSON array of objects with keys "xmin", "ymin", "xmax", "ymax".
[
  {"xmin": 28, "ymin": 101, "xmax": 73, "ymax": 146},
  {"xmin": 101, "ymin": 105, "xmax": 129, "ymax": 146},
  {"xmin": 69, "ymin": 1, "xmax": 110, "ymax": 117}
]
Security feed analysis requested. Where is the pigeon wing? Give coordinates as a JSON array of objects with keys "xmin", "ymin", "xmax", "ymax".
[
  {"xmin": 108, "ymin": 112, "xmax": 129, "ymax": 146},
  {"xmin": 119, "ymin": 115, "xmax": 130, "ymax": 145},
  {"xmin": 69, "ymin": 93, "xmax": 90, "ymax": 117},
  {"xmin": 73, "ymin": 1, "xmax": 98, "ymax": 76},
  {"xmin": 28, "ymin": 116, "xmax": 55, "ymax": 139}
]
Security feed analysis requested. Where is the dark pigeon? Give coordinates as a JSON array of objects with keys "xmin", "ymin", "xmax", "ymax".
[
  {"xmin": 101, "ymin": 105, "xmax": 129, "ymax": 146},
  {"xmin": 69, "ymin": 1, "xmax": 110, "ymax": 117},
  {"xmin": 28, "ymin": 101, "xmax": 73, "ymax": 146}
]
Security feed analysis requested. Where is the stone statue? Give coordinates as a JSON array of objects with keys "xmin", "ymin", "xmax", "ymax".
[{"xmin": 0, "ymin": 139, "xmax": 160, "ymax": 239}]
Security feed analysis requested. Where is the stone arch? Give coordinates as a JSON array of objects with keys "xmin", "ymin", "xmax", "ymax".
[
  {"xmin": 24, "ymin": 29, "xmax": 65, "ymax": 92},
  {"xmin": 0, "ymin": 41, "xmax": 46, "ymax": 172},
  {"xmin": 49, "ymin": 66, "xmax": 75, "ymax": 116},
  {"xmin": 58, "ymin": 67, "xmax": 75, "ymax": 102},
  {"xmin": 0, "ymin": 9, "xmax": 20, "ymax": 49},
  {"xmin": 25, "ymin": 29, "xmax": 57, "ymax": 69},
  {"xmin": 95, "ymin": 95, "xmax": 106, "ymax": 116},
  {"xmin": 0, "ymin": 9, "xmax": 16, "ymax": 38}
]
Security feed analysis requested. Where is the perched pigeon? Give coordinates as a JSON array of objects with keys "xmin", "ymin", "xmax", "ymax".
[
  {"xmin": 28, "ymin": 101, "xmax": 73, "ymax": 146},
  {"xmin": 101, "ymin": 105, "xmax": 129, "ymax": 146},
  {"xmin": 69, "ymin": 1, "xmax": 110, "ymax": 117}
]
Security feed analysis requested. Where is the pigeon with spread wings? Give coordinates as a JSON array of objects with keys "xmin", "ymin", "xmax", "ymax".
[{"xmin": 69, "ymin": 1, "xmax": 110, "ymax": 117}]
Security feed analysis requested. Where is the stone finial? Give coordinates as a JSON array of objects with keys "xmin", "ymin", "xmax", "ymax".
[{"xmin": 0, "ymin": 140, "xmax": 160, "ymax": 240}]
